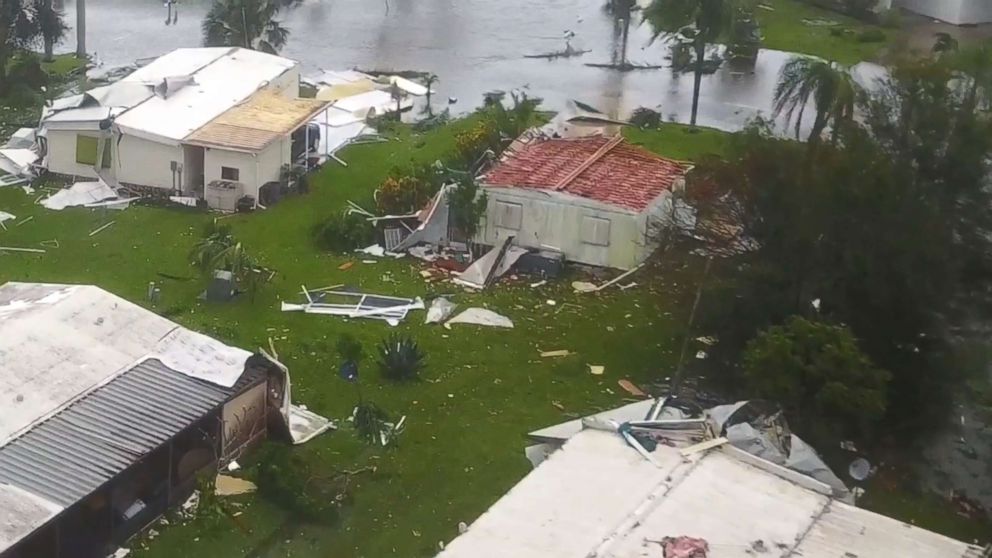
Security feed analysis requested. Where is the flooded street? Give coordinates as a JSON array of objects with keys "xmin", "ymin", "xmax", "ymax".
[{"xmin": 57, "ymin": 0, "xmax": 881, "ymax": 132}]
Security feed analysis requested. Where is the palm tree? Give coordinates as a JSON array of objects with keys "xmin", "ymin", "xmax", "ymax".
[
  {"xmin": 202, "ymin": 0, "xmax": 289, "ymax": 54},
  {"xmin": 644, "ymin": 0, "xmax": 748, "ymax": 126},
  {"xmin": 35, "ymin": 0, "xmax": 67, "ymax": 62},
  {"xmin": 773, "ymin": 57, "xmax": 860, "ymax": 144},
  {"xmin": 75, "ymin": 0, "xmax": 84, "ymax": 57}
]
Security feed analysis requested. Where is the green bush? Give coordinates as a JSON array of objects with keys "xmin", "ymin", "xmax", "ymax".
[
  {"xmin": 629, "ymin": 107, "xmax": 663, "ymax": 129},
  {"xmin": 856, "ymin": 29, "xmax": 887, "ymax": 43},
  {"xmin": 315, "ymin": 211, "xmax": 375, "ymax": 252},
  {"xmin": 254, "ymin": 442, "xmax": 345, "ymax": 523},
  {"xmin": 353, "ymin": 401, "xmax": 392, "ymax": 445},
  {"xmin": 377, "ymin": 333, "xmax": 426, "ymax": 381}
]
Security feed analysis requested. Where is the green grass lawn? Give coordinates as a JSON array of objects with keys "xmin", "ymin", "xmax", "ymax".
[
  {"xmin": 0, "ymin": 120, "xmax": 704, "ymax": 557},
  {"xmin": 624, "ymin": 123, "xmax": 731, "ymax": 161},
  {"xmin": 2, "ymin": 119, "xmax": 986, "ymax": 556},
  {"xmin": 755, "ymin": 0, "xmax": 890, "ymax": 65}
]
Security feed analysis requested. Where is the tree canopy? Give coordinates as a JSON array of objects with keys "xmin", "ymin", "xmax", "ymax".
[
  {"xmin": 202, "ymin": 0, "xmax": 291, "ymax": 54},
  {"xmin": 686, "ymin": 55, "xmax": 992, "ymax": 439},
  {"xmin": 744, "ymin": 316, "xmax": 891, "ymax": 444}
]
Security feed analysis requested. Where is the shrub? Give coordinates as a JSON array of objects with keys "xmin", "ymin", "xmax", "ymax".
[
  {"xmin": 448, "ymin": 175, "xmax": 488, "ymax": 241},
  {"xmin": 629, "ymin": 107, "xmax": 663, "ymax": 129},
  {"xmin": 377, "ymin": 333, "xmax": 426, "ymax": 381},
  {"xmin": 856, "ymin": 29, "xmax": 887, "ymax": 43},
  {"xmin": 743, "ymin": 317, "xmax": 891, "ymax": 444},
  {"xmin": 376, "ymin": 174, "xmax": 434, "ymax": 215},
  {"xmin": 315, "ymin": 211, "xmax": 375, "ymax": 252},
  {"xmin": 337, "ymin": 334, "xmax": 364, "ymax": 365},
  {"xmin": 353, "ymin": 401, "xmax": 392, "ymax": 445},
  {"xmin": 254, "ymin": 442, "xmax": 345, "ymax": 523}
]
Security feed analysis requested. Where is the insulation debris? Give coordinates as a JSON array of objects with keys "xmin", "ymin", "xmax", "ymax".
[
  {"xmin": 425, "ymin": 297, "xmax": 457, "ymax": 324},
  {"xmin": 445, "ymin": 308, "xmax": 514, "ymax": 328}
]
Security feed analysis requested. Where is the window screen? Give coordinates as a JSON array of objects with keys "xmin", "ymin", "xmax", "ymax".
[
  {"xmin": 494, "ymin": 201, "xmax": 523, "ymax": 230},
  {"xmin": 580, "ymin": 216, "xmax": 611, "ymax": 246},
  {"xmin": 221, "ymin": 166, "xmax": 240, "ymax": 181}
]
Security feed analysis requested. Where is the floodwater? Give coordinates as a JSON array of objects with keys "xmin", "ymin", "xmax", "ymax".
[{"xmin": 57, "ymin": 0, "xmax": 882, "ymax": 132}]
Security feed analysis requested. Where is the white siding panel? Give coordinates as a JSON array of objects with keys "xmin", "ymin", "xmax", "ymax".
[
  {"xmin": 44, "ymin": 130, "xmax": 102, "ymax": 179},
  {"xmin": 480, "ymin": 188, "xmax": 668, "ymax": 269},
  {"xmin": 204, "ymin": 148, "xmax": 257, "ymax": 196},
  {"xmin": 116, "ymin": 134, "xmax": 184, "ymax": 190}
]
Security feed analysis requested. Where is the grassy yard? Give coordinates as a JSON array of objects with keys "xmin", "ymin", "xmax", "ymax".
[
  {"xmin": 624, "ymin": 123, "xmax": 731, "ymax": 161},
  {"xmin": 755, "ymin": 0, "xmax": 891, "ymax": 65},
  {"xmin": 2, "ymin": 118, "xmax": 987, "ymax": 556},
  {"xmin": 0, "ymin": 120, "xmax": 705, "ymax": 557}
]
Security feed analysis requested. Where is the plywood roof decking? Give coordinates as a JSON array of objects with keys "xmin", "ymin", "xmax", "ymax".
[{"xmin": 185, "ymin": 92, "xmax": 329, "ymax": 152}]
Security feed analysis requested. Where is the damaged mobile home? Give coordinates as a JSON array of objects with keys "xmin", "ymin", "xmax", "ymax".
[
  {"xmin": 0, "ymin": 282, "xmax": 330, "ymax": 558},
  {"xmin": 437, "ymin": 398, "xmax": 989, "ymax": 558},
  {"xmin": 479, "ymin": 134, "xmax": 691, "ymax": 270}
]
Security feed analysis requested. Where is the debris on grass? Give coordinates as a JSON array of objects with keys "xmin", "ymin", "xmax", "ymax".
[
  {"xmin": 589, "ymin": 364, "xmax": 605, "ymax": 376},
  {"xmin": 530, "ymin": 280, "xmax": 547, "ymax": 288},
  {"xmin": 572, "ymin": 281, "xmax": 598, "ymax": 293},
  {"xmin": 425, "ymin": 297, "xmax": 457, "ymax": 324},
  {"xmin": 552, "ymin": 400, "xmax": 566, "ymax": 411},
  {"xmin": 618, "ymin": 379, "xmax": 647, "ymax": 397},
  {"xmin": 0, "ymin": 245, "xmax": 45, "ymax": 253},
  {"xmin": 0, "ymin": 211, "xmax": 13, "ymax": 229},
  {"xmin": 282, "ymin": 287, "xmax": 425, "ymax": 326},
  {"xmin": 215, "ymin": 475, "xmax": 257, "ymax": 496},
  {"xmin": 445, "ymin": 308, "xmax": 514, "ymax": 328},
  {"xmin": 540, "ymin": 349, "xmax": 571, "ymax": 358},
  {"xmin": 89, "ymin": 220, "xmax": 116, "ymax": 237},
  {"xmin": 15, "ymin": 215, "xmax": 32, "ymax": 227},
  {"xmin": 338, "ymin": 262, "xmax": 354, "ymax": 271}
]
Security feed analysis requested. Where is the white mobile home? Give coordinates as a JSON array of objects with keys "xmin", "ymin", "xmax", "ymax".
[
  {"xmin": 480, "ymin": 135, "xmax": 690, "ymax": 270},
  {"xmin": 897, "ymin": 0, "xmax": 992, "ymax": 25},
  {"xmin": 39, "ymin": 48, "xmax": 328, "ymax": 209}
]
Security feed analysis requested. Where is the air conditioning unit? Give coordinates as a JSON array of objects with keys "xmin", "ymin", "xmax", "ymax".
[{"xmin": 205, "ymin": 180, "xmax": 244, "ymax": 212}]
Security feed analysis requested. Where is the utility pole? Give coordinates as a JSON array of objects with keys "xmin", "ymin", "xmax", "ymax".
[{"xmin": 75, "ymin": 0, "xmax": 86, "ymax": 58}]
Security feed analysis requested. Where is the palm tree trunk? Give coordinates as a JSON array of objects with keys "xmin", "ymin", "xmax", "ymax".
[
  {"xmin": 43, "ymin": 0, "xmax": 55, "ymax": 61},
  {"xmin": 76, "ymin": 0, "xmax": 86, "ymax": 58},
  {"xmin": 690, "ymin": 39, "xmax": 705, "ymax": 126}
]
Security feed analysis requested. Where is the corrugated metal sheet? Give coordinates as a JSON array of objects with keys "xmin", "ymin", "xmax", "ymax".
[{"xmin": 0, "ymin": 359, "xmax": 251, "ymax": 507}]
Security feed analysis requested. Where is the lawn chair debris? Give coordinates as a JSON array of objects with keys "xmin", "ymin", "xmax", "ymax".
[{"xmin": 282, "ymin": 287, "xmax": 424, "ymax": 326}]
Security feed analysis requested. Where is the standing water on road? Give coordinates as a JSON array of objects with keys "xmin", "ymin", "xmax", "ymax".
[{"xmin": 58, "ymin": 0, "xmax": 882, "ymax": 132}]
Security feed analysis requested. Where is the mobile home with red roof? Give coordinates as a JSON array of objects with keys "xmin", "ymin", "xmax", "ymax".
[{"xmin": 480, "ymin": 135, "xmax": 691, "ymax": 270}]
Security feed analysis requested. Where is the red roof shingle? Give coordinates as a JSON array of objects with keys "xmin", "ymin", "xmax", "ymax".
[{"xmin": 482, "ymin": 136, "xmax": 690, "ymax": 212}]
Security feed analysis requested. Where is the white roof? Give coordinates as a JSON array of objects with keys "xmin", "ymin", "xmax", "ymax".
[
  {"xmin": 113, "ymin": 48, "xmax": 296, "ymax": 144},
  {"xmin": 0, "ymin": 483, "xmax": 62, "ymax": 554},
  {"xmin": 438, "ymin": 429, "xmax": 983, "ymax": 558},
  {"xmin": 0, "ymin": 282, "xmax": 251, "ymax": 447},
  {"xmin": 120, "ymin": 47, "xmax": 230, "ymax": 84}
]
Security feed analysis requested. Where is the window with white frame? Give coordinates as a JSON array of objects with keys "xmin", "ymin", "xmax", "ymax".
[
  {"xmin": 580, "ymin": 215, "xmax": 611, "ymax": 246},
  {"xmin": 494, "ymin": 200, "xmax": 523, "ymax": 230}
]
